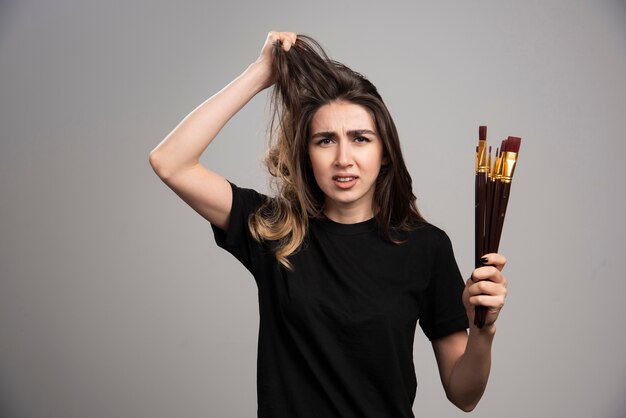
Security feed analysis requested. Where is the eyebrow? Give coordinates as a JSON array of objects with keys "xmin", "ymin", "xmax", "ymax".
[{"xmin": 310, "ymin": 129, "xmax": 377, "ymax": 140}]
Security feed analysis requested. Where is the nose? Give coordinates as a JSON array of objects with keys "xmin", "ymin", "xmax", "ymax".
[{"xmin": 334, "ymin": 138, "xmax": 353, "ymax": 167}]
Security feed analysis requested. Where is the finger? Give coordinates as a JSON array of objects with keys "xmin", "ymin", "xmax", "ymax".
[
  {"xmin": 468, "ymin": 294, "xmax": 506, "ymax": 310},
  {"xmin": 289, "ymin": 33, "xmax": 298, "ymax": 47},
  {"xmin": 479, "ymin": 253, "xmax": 507, "ymax": 271},
  {"xmin": 275, "ymin": 32, "xmax": 298, "ymax": 51},
  {"xmin": 268, "ymin": 30, "xmax": 287, "ymax": 45},
  {"xmin": 467, "ymin": 280, "xmax": 508, "ymax": 297},
  {"xmin": 266, "ymin": 30, "xmax": 280, "ymax": 49},
  {"xmin": 471, "ymin": 265, "xmax": 506, "ymax": 284}
]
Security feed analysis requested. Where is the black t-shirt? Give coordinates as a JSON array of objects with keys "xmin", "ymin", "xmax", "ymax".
[{"xmin": 210, "ymin": 180, "xmax": 469, "ymax": 418}]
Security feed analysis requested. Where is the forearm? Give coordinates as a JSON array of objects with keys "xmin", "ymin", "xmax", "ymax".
[
  {"xmin": 446, "ymin": 324, "xmax": 496, "ymax": 412},
  {"xmin": 149, "ymin": 61, "xmax": 270, "ymax": 177}
]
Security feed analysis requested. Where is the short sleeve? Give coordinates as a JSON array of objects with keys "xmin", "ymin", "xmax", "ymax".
[
  {"xmin": 419, "ymin": 230, "xmax": 469, "ymax": 341},
  {"xmin": 209, "ymin": 180, "xmax": 269, "ymax": 277}
]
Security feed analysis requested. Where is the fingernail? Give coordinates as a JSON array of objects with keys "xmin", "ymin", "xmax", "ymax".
[{"xmin": 479, "ymin": 257, "xmax": 488, "ymax": 264}]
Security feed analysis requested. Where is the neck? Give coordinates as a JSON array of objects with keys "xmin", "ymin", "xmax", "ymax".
[{"xmin": 323, "ymin": 205, "xmax": 375, "ymax": 224}]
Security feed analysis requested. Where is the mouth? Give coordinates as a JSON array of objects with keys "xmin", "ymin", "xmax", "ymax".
[
  {"xmin": 332, "ymin": 175, "xmax": 358, "ymax": 182},
  {"xmin": 332, "ymin": 175, "xmax": 358, "ymax": 188}
]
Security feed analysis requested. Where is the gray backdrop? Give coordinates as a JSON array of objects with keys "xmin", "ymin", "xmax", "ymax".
[{"xmin": 1, "ymin": 0, "xmax": 625, "ymax": 417}]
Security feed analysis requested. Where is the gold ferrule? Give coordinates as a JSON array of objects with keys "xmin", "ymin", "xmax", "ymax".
[
  {"xmin": 494, "ymin": 154, "xmax": 503, "ymax": 180},
  {"xmin": 475, "ymin": 148, "xmax": 479, "ymax": 172},
  {"xmin": 500, "ymin": 151, "xmax": 518, "ymax": 183},
  {"xmin": 476, "ymin": 140, "xmax": 488, "ymax": 173}
]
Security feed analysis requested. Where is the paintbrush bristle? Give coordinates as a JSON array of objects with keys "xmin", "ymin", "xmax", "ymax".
[
  {"xmin": 506, "ymin": 136, "xmax": 521, "ymax": 153},
  {"xmin": 479, "ymin": 126, "xmax": 487, "ymax": 141}
]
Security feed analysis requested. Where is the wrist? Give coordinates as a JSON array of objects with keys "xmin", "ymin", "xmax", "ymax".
[
  {"xmin": 469, "ymin": 322, "xmax": 496, "ymax": 340},
  {"xmin": 245, "ymin": 60, "xmax": 273, "ymax": 93}
]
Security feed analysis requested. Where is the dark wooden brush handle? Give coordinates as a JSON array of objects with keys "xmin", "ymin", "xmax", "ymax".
[
  {"xmin": 488, "ymin": 181, "xmax": 502, "ymax": 254},
  {"xmin": 493, "ymin": 182, "xmax": 512, "ymax": 251},
  {"xmin": 475, "ymin": 172, "xmax": 488, "ymax": 328},
  {"xmin": 476, "ymin": 181, "xmax": 511, "ymax": 328},
  {"xmin": 475, "ymin": 173, "xmax": 486, "ymax": 265}
]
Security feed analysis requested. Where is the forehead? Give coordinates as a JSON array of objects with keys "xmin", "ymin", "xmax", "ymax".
[{"xmin": 310, "ymin": 101, "xmax": 375, "ymax": 132}]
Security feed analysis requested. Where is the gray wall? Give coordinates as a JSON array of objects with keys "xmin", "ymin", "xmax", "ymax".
[{"xmin": 1, "ymin": 0, "xmax": 625, "ymax": 417}]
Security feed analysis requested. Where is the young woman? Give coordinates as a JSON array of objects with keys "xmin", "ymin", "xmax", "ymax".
[{"xmin": 149, "ymin": 31, "xmax": 508, "ymax": 417}]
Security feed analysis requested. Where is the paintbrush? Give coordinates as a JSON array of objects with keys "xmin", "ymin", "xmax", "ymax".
[
  {"xmin": 475, "ymin": 126, "xmax": 489, "ymax": 327},
  {"xmin": 492, "ymin": 136, "xmax": 521, "ymax": 251}
]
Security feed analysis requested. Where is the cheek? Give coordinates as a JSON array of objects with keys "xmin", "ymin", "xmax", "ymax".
[
  {"xmin": 308, "ymin": 151, "xmax": 326, "ymax": 170},
  {"xmin": 362, "ymin": 150, "xmax": 384, "ymax": 171},
  {"xmin": 307, "ymin": 155, "xmax": 323, "ymax": 180}
]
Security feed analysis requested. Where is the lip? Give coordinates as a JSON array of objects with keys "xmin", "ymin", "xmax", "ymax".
[
  {"xmin": 332, "ymin": 174, "xmax": 359, "ymax": 180},
  {"xmin": 333, "ymin": 177, "xmax": 358, "ymax": 189}
]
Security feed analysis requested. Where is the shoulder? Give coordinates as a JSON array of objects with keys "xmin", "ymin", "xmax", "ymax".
[
  {"xmin": 227, "ymin": 180, "xmax": 272, "ymax": 212},
  {"xmin": 389, "ymin": 221, "xmax": 458, "ymax": 264},
  {"xmin": 394, "ymin": 220, "xmax": 449, "ymax": 243},
  {"xmin": 227, "ymin": 180, "xmax": 269, "ymax": 200}
]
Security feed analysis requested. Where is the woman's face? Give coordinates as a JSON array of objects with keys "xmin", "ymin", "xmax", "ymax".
[{"xmin": 307, "ymin": 100, "xmax": 386, "ymax": 221}]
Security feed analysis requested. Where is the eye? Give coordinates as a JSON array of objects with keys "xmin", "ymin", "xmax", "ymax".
[
  {"xmin": 317, "ymin": 138, "xmax": 333, "ymax": 145},
  {"xmin": 354, "ymin": 136, "xmax": 370, "ymax": 143}
]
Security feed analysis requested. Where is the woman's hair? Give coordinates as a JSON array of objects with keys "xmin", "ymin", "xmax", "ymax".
[{"xmin": 249, "ymin": 34, "xmax": 427, "ymax": 271}]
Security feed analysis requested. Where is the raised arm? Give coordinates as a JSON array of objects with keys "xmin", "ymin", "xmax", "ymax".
[{"xmin": 148, "ymin": 31, "xmax": 297, "ymax": 230}]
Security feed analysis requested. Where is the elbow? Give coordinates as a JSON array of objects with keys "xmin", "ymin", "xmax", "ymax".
[
  {"xmin": 148, "ymin": 150, "xmax": 197, "ymax": 180},
  {"xmin": 148, "ymin": 149, "xmax": 160, "ymax": 168},
  {"xmin": 451, "ymin": 400, "xmax": 477, "ymax": 413},
  {"xmin": 447, "ymin": 394, "xmax": 479, "ymax": 413},
  {"xmin": 148, "ymin": 151, "xmax": 172, "ymax": 179},
  {"xmin": 458, "ymin": 403, "xmax": 477, "ymax": 413},
  {"xmin": 148, "ymin": 152, "xmax": 163, "ymax": 176}
]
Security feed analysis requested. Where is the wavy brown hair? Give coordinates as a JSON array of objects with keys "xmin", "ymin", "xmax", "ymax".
[{"xmin": 249, "ymin": 34, "xmax": 427, "ymax": 271}]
